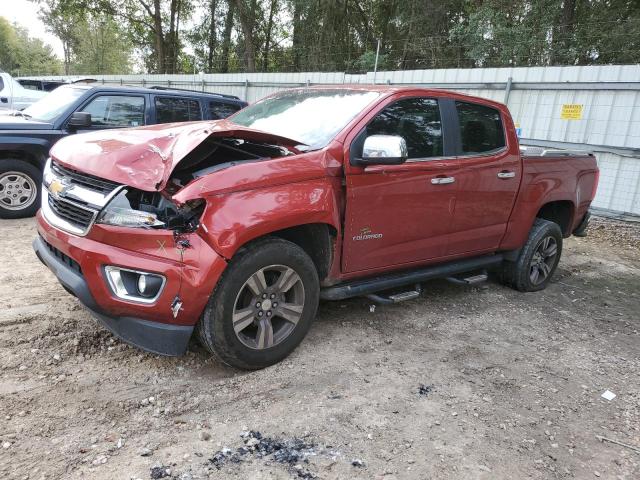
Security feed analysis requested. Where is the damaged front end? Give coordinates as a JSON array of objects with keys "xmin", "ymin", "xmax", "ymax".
[{"xmin": 45, "ymin": 120, "xmax": 302, "ymax": 238}]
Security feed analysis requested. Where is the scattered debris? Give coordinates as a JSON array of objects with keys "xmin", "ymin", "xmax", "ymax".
[
  {"xmin": 208, "ymin": 431, "xmax": 344, "ymax": 479},
  {"xmin": 596, "ymin": 435, "xmax": 640, "ymax": 454},
  {"xmin": 351, "ymin": 458, "xmax": 365, "ymax": 467},
  {"xmin": 369, "ymin": 305, "xmax": 376, "ymax": 313},
  {"xmin": 601, "ymin": 390, "xmax": 616, "ymax": 401},
  {"xmin": 140, "ymin": 447, "xmax": 153, "ymax": 457},
  {"xmin": 418, "ymin": 384, "xmax": 434, "ymax": 396},
  {"xmin": 149, "ymin": 465, "xmax": 171, "ymax": 479}
]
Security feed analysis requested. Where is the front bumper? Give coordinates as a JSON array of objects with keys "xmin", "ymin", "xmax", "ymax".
[{"xmin": 34, "ymin": 212, "xmax": 227, "ymax": 356}]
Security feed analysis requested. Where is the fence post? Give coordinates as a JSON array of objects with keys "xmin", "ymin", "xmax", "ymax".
[
  {"xmin": 504, "ymin": 76, "xmax": 513, "ymax": 104},
  {"xmin": 244, "ymin": 79, "xmax": 249, "ymax": 100}
]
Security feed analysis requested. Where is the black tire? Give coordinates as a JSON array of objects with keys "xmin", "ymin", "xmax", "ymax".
[
  {"xmin": 501, "ymin": 218, "xmax": 563, "ymax": 292},
  {"xmin": 0, "ymin": 159, "xmax": 42, "ymax": 219},
  {"xmin": 197, "ymin": 237, "xmax": 319, "ymax": 369}
]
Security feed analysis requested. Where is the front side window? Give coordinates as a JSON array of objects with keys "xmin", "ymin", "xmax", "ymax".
[
  {"xmin": 456, "ymin": 101, "xmax": 505, "ymax": 154},
  {"xmin": 209, "ymin": 101, "xmax": 241, "ymax": 119},
  {"xmin": 366, "ymin": 98, "xmax": 443, "ymax": 159},
  {"xmin": 80, "ymin": 95, "xmax": 145, "ymax": 127},
  {"xmin": 155, "ymin": 97, "xmax": 202, "ymax": 123}
]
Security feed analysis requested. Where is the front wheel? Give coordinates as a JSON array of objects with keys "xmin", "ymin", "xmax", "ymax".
[
  {"xmin": 0, "ymin": 159, "xmax": 42, "ymax": 219},
  {"xmin": 501, "ymin": 218, "xmax": 563, "ymax": 292},
  {"xmin": 197, "ymin": 238, "xmax": 319, "ymax": 369}
]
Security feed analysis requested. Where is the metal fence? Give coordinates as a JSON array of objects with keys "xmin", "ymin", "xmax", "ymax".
[{"xmin": 31, "ymin": 65, "xmax": 640, "ymax": 215}]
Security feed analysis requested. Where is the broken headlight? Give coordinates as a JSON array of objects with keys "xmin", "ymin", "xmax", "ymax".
[
  {"xmin": 97, "ymin": 188, "xmax": 204, "ymax": 231},
  {"xmin": 98, "ymin": 206, "xmax": 165, "ymax": 228},
  {"xmin": 97, "ymin": 189, "xmax": 166, "ymax": 228}
]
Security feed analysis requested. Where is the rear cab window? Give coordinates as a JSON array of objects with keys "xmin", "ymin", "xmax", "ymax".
[
  {"xmin": 155, "ymin": 96, "xmax": 202, "ymax": 123},
  {"xmin": 455, "ymin": 101, "xmax": 505, "ymax": 154}
]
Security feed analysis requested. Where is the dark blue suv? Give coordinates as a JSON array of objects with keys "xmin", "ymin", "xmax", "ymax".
[{"xmin": 0, "ymin": 84, "xmax": 247, "ymax": 218}]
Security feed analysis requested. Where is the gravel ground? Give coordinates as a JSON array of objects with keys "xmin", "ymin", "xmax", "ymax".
[{"xmin": 0, "ymin": 216, "xmax": 639, "ymax": 480}]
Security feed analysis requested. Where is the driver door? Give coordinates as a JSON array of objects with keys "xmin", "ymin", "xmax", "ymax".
[{"xmin": 342, "ymin": 96, "xmax": 459, "ymax": 273}]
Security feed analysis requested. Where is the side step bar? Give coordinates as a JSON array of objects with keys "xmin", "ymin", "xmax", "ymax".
[{"xmin": 320, "ymin": 254, "xmax": 504, "ymax": 301}]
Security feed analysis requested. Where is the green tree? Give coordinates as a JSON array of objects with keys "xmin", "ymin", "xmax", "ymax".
[
  {"xmin": 0, "ymin": 17, "xmax": 62, "ymax": 75},
  {"xmin": 71, "ymin": 15, "xmax": 133, "ymax": 74}
]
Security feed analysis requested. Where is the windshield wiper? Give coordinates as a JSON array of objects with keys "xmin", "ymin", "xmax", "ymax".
[{"xmin": 11, "ymin": 111, "xmax": 32, "ymax": 119}]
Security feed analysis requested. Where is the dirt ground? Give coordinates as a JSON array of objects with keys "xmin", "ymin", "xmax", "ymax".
[{"xmin": 1, "ymin": 216, "xmax": 639, "ymax": 480}]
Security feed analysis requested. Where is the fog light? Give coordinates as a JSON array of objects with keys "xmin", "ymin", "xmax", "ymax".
[
  {"xmin": 104, "ymin": 266, "xmax": 166, "ymax": 303},
  {"xmin": 138, "ymin": 274, "xmax": 146, "ymax": 294}
]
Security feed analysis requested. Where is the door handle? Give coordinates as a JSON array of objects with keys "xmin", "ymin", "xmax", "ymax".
[
  {"xmin": 0, "ymin": 97, "xmax": 7, "ymax": 103},
  {"xmin": 431, "ymin": 176, "xmax": 455, "ymax": 185},
  {"xmin": 497, "ymin": 171, "xmax": 516, "ymax": 179}
]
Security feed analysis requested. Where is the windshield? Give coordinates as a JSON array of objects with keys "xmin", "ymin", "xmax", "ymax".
[
  {"xmin": 22, "ymin": 86, "xmax": 85, "ymax": 122},
  {"xmin": 230, "ymin": 89, "xmax": 380, "ymax": 150}
]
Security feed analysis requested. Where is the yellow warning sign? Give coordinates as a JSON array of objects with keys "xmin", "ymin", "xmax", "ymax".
[{"xmin": 560, "ymin": 104, "xmax": 583, "ymax": 120}]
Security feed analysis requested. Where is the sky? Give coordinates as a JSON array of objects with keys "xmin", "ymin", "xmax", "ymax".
[{"xmin": 3, "ymin": 0, "xmax": 65, "ymax": 59}]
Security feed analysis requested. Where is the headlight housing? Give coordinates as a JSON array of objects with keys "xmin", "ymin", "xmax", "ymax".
[
  {"xmin": 97, "ymin": 189, "xmax": 166, "ymax": 228},
  {"xmin": 98, "ymin": 206, "xmax": 165, "ymax": 228}
]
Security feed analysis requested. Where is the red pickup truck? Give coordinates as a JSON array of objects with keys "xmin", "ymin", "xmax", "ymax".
[{"xmin": 33, "ymin": 86, "xmax": 598, "ymax": 369}]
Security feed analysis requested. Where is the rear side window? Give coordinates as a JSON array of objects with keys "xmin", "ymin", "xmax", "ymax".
[
  {"xmin": 366, "ymin": 98, "xmax": 443, "ymax": 159},
  {"xmin": 80, "ymin": 95, "xmax": 145, "ymax": 127},
  {"xmin": 209, "ymin": 101, "xmax": 241, "ymax": 119},
  {"xmin": 0, "ymin": 77, "xmax": 4, "ymax": 92},
  {"xmin": 155, "ymin": 97, "xmax": 202, "ymax": 123},
  {"xmin": 456, "ymin": 101, "xmax": 505, "ymax": 154}
]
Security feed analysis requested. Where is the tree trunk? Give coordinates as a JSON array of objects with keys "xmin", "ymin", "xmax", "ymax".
[
  {"xmin": 292, "ymin": 0, "xmax": 301, "ymax": 71},
  {"xmin": 262, "ymin": 0, "xmax": 277, "ymax": 71},
  {"xmin": 150, "ymin": 0, "xmax": 165, "ymax": 73},
  {"xmin": 207, "ymin": 0, "xmax": 217, "ymax": 71},
  {"xmin": 220, "ymin": 1, "xmax": 235, "ymax": 73},
  {"xmin": 233, "ymin": 0, "xmax": 257, "ymax": 72}
]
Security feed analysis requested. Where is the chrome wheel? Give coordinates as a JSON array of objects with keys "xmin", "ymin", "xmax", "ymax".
[
  {"xmin": 0, "ymin": 171, "xmax": 37, "ymax": 211},
  {"xmin": 529, "ymin": 236, "xmax": 558, "ymax": 285},
  {"xmin": 232, "ymin": 264, "xmax": 305, "ymax": 350}
]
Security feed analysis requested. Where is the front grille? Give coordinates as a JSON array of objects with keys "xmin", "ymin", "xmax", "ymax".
[
  {"xmin": 48, "ymin": 194, "xmax": 96, "ymax": 230},
  {"xmin": 51, "ymin": 162, "xmax": 121, "ymax": 194},
  {"xmin": 41, "ymin": 237, "xmax": 82, "ymax": 274}
]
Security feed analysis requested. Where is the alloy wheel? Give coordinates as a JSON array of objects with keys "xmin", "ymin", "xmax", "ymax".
[
  {"xmin": 529, "ymin": 236, "xmax": 558, "ymax": 285},
  {"xmin": 232, "ymin": 264, "xmax": 305, "ymax": 350}
]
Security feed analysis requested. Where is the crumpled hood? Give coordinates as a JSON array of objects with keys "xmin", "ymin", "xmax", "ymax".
[{"xmin": 49, "ymin": 119, "xmax": 303, "ymax": 191}]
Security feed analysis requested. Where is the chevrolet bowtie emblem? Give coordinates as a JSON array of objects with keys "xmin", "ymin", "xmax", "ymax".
[{"xmin": 49, "ymin": 179, "xmax": 65, "ymax": 195}]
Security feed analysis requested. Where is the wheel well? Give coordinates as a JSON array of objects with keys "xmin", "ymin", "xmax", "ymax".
[
  {"xmin": 0, "ymin": 150, "xmax": 44, "ymax": 170},
  {"xmin": 268, "ymin": 223, "xmax": 336, "ymax": 281},
  {"xmin": 536, "ymin": 201, "xmax": 574, "ymax": 236}
]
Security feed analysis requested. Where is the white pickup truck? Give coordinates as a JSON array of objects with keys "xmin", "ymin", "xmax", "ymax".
[{"xmin": 0, "ymin": 72, "xmax": 47, "ymax": 111}]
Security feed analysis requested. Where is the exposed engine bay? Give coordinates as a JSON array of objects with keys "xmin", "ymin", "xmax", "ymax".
[
  {"xmin": 111, "ymin": 137, "xmax": 293, "ymax": 232},
  {"xmin": 169, "ymin": 137, "xmax": 293, "ymax": 187}
]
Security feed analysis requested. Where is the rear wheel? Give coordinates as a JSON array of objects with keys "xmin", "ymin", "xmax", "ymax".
[
  {"xmin": 501, "ymin": 218, "xmax": 563, "ymax": 292},
  {"xmin": 0, "ymin": 159, "xmax": 41, "ymax": 219},
  {"xmin": 197, "ymin": 238, "xmax": 319, "ymax": 369}
]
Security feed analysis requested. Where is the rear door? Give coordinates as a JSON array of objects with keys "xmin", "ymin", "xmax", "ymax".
[
  {"xmin": 342, "ymin": 95, "xmax": 459, "ymax": 273},
  {"xmin": 446, "ymin": 100, "xmax": 521, "ymax": 255}
]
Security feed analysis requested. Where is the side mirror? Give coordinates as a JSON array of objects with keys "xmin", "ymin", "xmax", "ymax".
[
  {"xmin": 357, "ymin": 135, "xmax": 408, "ymax": 166},
  {"xmin": 68, "ymin": 112, "xmax": 92, "ymax": 129}
]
